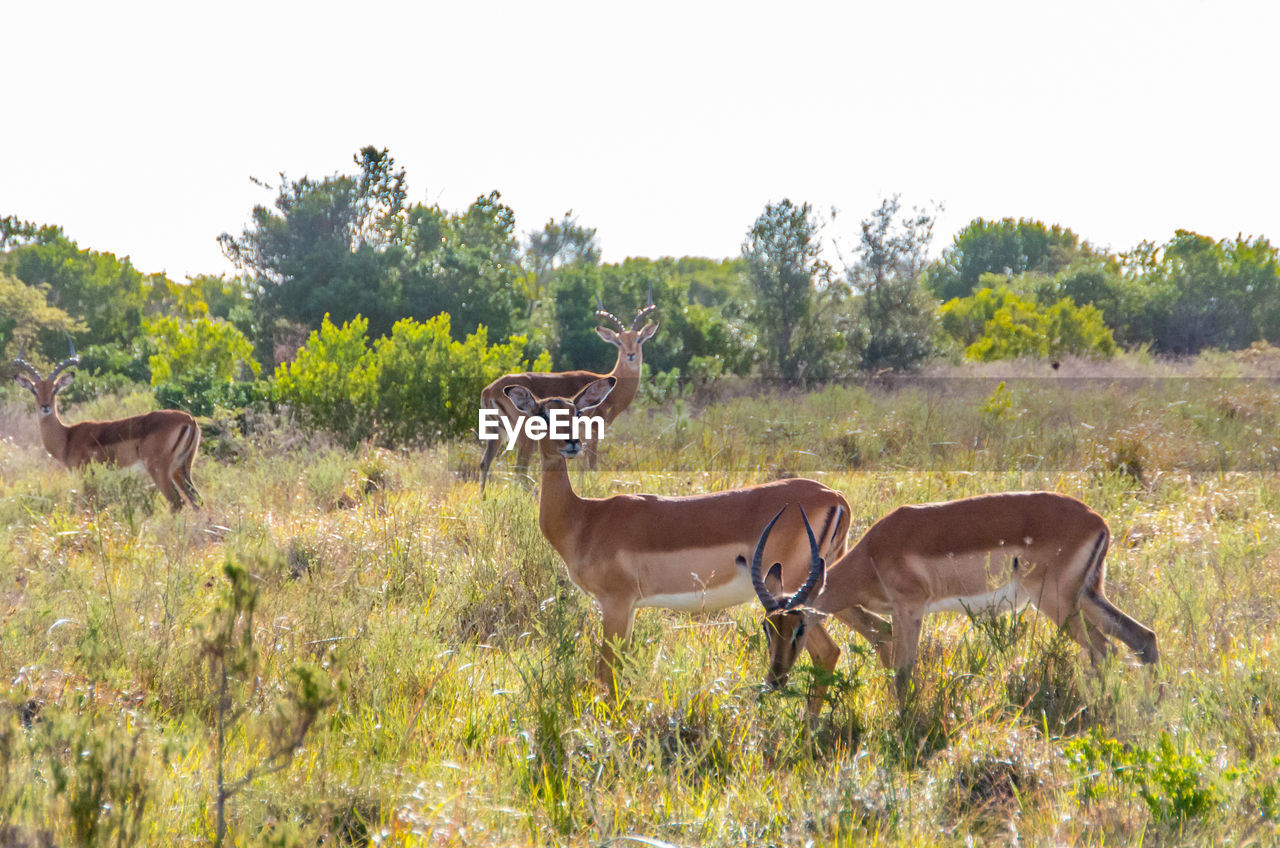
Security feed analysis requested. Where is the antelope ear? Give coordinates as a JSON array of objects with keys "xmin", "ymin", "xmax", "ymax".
[
  {"xmin": 573, "ymin": 376, "xmax": 616, "ymax": 413},
  {"xmin": 637, "ymin": 322, "xmax": 659, "ymax": 343},
  {"xmin": 14, "ymin": 373, "xmax": 36, "ymax": 394},
  {"xmin": 53, "ymin": 372, "xmax": 75, "ymax": 393},
  {"xmin": 764, "ymin": 562, "xmax": 784, "ymax": 595},
  {"xmin": 595, "ymin": 326, "xmax": 619, "ymax": 346},
  {"xmin": 503, "ymin": 385, "xmax": 539, "ymax": 414}
]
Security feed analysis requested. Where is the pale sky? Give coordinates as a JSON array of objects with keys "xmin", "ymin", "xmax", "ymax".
[{"xmin": 2, "ymin": 0, "xmax": 1277, "ymax": 281}]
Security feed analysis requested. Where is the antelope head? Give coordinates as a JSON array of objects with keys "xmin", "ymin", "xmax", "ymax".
[
  {"xmin": 737, "ymin": 504, "xmax": 826, "ymax": 688},
  {"xmin": 12, "ymin": 338, "xmax": 80, "ymax": 419},
  {"xmin": 595, "ymin": 291, "xmax": 658, "ymax": 367},
  {"xmin": 504, "ymin": 376, "xmax": 617, "ymax": 459}
]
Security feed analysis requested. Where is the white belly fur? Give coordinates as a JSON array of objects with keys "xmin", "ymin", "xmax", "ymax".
[
  {"xmin": 925, "ymin": 582, "xmax": 1029, "ymax": 615},
  {"xmin": 634, "ymin": 567, "xmax": 757, "ymax": 613}
]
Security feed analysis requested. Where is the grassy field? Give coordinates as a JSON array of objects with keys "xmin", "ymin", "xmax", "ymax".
[{"xmin": 2, "ymin": 353, "xmax": 1280, "ymax": 846}]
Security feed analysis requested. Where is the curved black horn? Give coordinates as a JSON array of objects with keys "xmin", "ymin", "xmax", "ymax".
[
  {"xmin": 784, "ymin": 505, "xmax": 828, "ymax": 610},
  {"xmin": 630, "ymin": 286, "xmax": 657, "ymax": 331},
  {"xmin": 750, "ymin": 505, "xmax": 788, "ymax": 613},
  {"xmin": 11, "ymin": 342, "xmax": 42, "ymax": 380},
  {"xmin": 630, "ymin": 303, "xmax": 657, "ymax": 331},
  {"xmin": 594, "ymin": 296, "xmax": 626, "ymax": 332},
  {"xmin": 48, "ymin": 335, "xmax": 80, "ymax": 381}
]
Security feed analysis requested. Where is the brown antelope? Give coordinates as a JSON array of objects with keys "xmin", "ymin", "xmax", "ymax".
[
  {"xmin": 747, "ymin": 493, "xmax": 1159, "ymax": 710},
  {"xmin": 479, "ymin": 296, "xmax": 657, "ymax": 492},
  {"xmin": 11, "ymin": 341, "xmax": 202, "ymax": 511},
  {"xmin": 503, "ymin": 376, "xmax": 854, "ymax": 710}
]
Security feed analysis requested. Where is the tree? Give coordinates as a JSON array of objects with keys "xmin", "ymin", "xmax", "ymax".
[
  {"xmin": 669, "ymin": 257, "xmax": 750, "ymax": 308},
  {"xmin": 1127, "ymin": 231, "xmax": 1280, "ymax": 353},
  {"xmin": 399, "ymin": 191, "xmax": 524, "ymax": 341},
  {"xmin": 3, "ymin": 228, "xmax": 152, "ymax": 344},
  {"xmin": 147, "ymin": 275, "xmax": 259, "ymax": 341},
  {"xmin": 743, "ymin": 200, "xmax": 830, "ymax": 383},
  {"xmin": 525, "ymin": 211, "xmax": 600, "ymax": 286},
  {"xmin": 219, "ymin": 147, "xmax": 408, "ymax": 345},
  {"xmin": 0, "ymin": 272, "xmax": 84, "ymax": 362},
  {"xmin": 846, "ymin": 196, "xmax": 938, "ymax": 371},
  {"xmin": 925, "ymin": 218, "xmax": 1093, "ymax": 301},
  {"xmin": 548, "ymin": 263, "xmax": 610, "ymax": 372},
  {"xmin": 0, "ymin": 215, "xmax": 61, "ymax": 251}
]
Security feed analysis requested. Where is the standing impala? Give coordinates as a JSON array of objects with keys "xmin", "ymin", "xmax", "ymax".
[
  {"xmin": 12, "ymin": 341, "xmax": 202, "ymax": 511},
  {"xmin": 748, "ymin": 493, "xmax": 1159, "ymax": 709},
  {"xmin": 503, "ymin": 376, "xmax": 852, "ymax": 709},
  {"xmin": 479, "ymin": 297, "xmax": 657, "ymax": 492}
]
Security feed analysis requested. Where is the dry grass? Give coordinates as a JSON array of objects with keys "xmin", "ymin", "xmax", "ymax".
[{"xmin": 1, "ymin": 354, "xmax": 1279, "ymax": 846}]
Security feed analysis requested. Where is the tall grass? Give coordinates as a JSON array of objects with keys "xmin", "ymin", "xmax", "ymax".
[{"xmin": 1, "ymin": 353, "xmax": 1278, "ymax": 845}]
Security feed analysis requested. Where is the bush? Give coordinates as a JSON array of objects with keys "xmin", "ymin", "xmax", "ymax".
[
  {"xmin": 144, "ymin": 314, "xmax": 261, "ymax": 417},
  {"xmin": 274, "ymin": 312, "xmax": 550, "ymax": 447},
  {"xmin": 153, "ymin": 369, "xmax": 269, "ymax": 418},
  {"xmin": 273, "ymin": 315, "xmax": 379, "ymax": 445},
  {"xmin": 144, "ymin": 314, "xmax": 259, "ymax": 385},
  {"xmin": 940, "ymin": 285, "xmax": 1116, "ymax": 361},
  {"xmin": 1065, "ymin": 731, "xmax": 1231, "ymax": 826},
  {"xmin": 374, "ymin": 314, "xmax": 549, "ymax": 444}
]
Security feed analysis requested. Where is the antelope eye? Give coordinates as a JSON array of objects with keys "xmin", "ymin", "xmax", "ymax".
[{"xmin": 793, "ymin": 622, "xmax": 806, "ymax": 642}]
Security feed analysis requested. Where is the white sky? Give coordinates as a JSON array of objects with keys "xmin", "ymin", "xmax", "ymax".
[{"xmin": 2, "ymin": 0, "xmax": 1277, "ymax": 281}]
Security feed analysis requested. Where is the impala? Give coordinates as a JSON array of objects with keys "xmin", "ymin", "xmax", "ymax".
[
  {"xmin": 503, "ymin": 376, "xmax": 854, "ymax": 710},
  {"xmin": 747, "ymin": 493, "xmax": 1159, "ymax": 706},
  {"xmin": 12, "ymin": 341, "xmax": 202, "ymax": 511},
  {"xmin": 479, "ymin": 296, "xmax": 657, "ymax": 492}
]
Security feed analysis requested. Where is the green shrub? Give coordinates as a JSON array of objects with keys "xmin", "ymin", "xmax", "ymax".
[
  {"xmin": 154, "ymin": 369, "xmax": 269, "ymax": 418},
  {"xmin": 144, "ymin": 314, "xmax": 261, "ymax": 417},
  {"xmin": 940, "ymin": 285, "xmax": 1116, "ymax": 361},
  {"xmin": 273, "ymin": 315, "xmax": 380, "ymax": 445},
  {"xmin": 274, "ymin": 312, "xmax": 549, "ymax": 447},
  {"xmin": 59, "ymin": 341, "xmax": 152, "ymax": 403},
  {"xmin": 145, "ymin": 314, "xmax": 258, "ymax": 385},
  {"xmin": 373, "ymin": 314, "xmax": 549, "ymax": 444},
  {"xmin": 1065, "ymin": 731, "xmax": 1224, "ymax": 826}
]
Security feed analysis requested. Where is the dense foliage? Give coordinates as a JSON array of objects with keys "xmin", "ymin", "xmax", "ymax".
[
  {"xmin": 273, "ymin": 313, "xmax": 549, "ymax": 446},
  {"xmin": 4, "ymin": 148, "xmax": 1280, "ymax": 443},
  {"xmin": 924, "ymin": 218, "xmax": 1094, "ymax": 302},
  {"xmin": 940, "ymin": 284, "xmax": 1116, "ymax": 361}
]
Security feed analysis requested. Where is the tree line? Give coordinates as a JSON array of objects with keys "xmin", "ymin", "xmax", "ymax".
[{"xmin": 3, "ymin": 145, "xmax": 1278, "ymax": 441}]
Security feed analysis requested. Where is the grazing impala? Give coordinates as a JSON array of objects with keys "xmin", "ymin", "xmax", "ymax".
[
  {"xmin": 747, "ymin": 493, "xmax": 1158, "ymax": 708},
  {"xmin": 503, "ymin": 376, "xmax": 852, "ymax": 709},
  {"xmin": 12, "ymin": 341, "xmax": 202, "ymax": 511},
  {"xmin": 479, "ymin": 296, "xmax": 658, "ymax": 492}
]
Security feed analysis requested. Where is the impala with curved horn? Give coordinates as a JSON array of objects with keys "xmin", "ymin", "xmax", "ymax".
[
  {"xmin": 503, "ymin": 376, "xmax": 853, "ymax": 711},
  {"xmin": 478, "ymin": 292, "xmax": 658, "ymax": 492},
  {"xmin": 749, "ymin": 492, "xmax": 1159, "ymax": 709},
  {"xmin": 737, "ymin": 505, "xmax": 830, "ymax": 690},
  {"xmin": 12, "ymin": 339, "xmax": 202, "ymax": 511}
]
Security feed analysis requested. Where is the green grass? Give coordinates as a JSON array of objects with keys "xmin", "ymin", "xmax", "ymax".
[{"xmin": 2, "ymin": 353, "xmax": 1280, "ymax": 845}]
